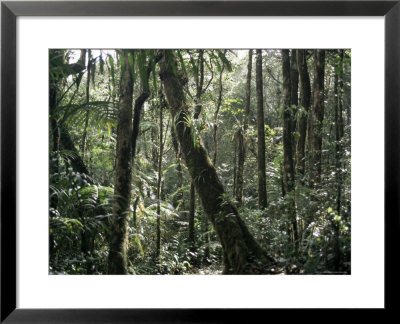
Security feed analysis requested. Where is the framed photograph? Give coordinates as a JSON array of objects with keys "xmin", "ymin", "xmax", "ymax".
[{"xmin": 1, "ymin": 0, "xmax": 398, "ymax": 322}]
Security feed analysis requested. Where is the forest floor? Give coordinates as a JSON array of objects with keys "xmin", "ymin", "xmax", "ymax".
[{"xmin": 190, "ymin": 266, "xmax": 223, "ymax": 275}]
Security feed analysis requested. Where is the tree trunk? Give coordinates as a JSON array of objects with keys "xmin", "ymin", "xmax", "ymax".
[
  {"xmin": 295, "ymin": 49, "xmax": 311, "ymax": 180},
  {"xmin": 108, "ymin": 50, "xmax": 135, "ymax": 274},
  {"xmin": 190, "ymin": 50, "xmax": 208, "ymax": 253},
  {"xmin": 280, "ymin": 161, "xmax": 286, "ymax": 197},
  {"xmin": 81, "ymin": 49, "xmax": 91, "ymax": 160},
  {"xmin": 133, "ymin": 196, "xmax": 139, "ymax": 228},
  {"xmin": 338, "ymin": 50, "xmax": 344, "ymax": 140},
  {"xmin": 212, "ymin": 61, "xmax": 225, "ymax": 166},
  {"xmin": 156, "ymin": 100, "xmax": 164, "ymax": 259},
  {"xmin": 159, "ymin": 51, "xmax": 275, "ymax": 274},
  {"xmin": 289, "ymin": 49, "xmax": 299, "ymax": 157},
  {"xmin": 235, "ymin": 128, "xmax": 244, "ymax": 203},
  {"xmin": 194, "ymin": 50, "xmax": 205, "ymax": 119},
  {"xmin": 81, "ymin": 228, "xmax": 95, "ymax": 274},
  {"xmin": 333, "ymin": 50, "xmax": 344, "ymax": 270},
  {"xmin": 80, "ymin": 50, "xmax": 94, "ymax": 272},
  {"xmin": 170, "ymin": 126, "xmax": 184, "ymax": 208},
  {"xmin": 233, "ymin": 133, "xmax": 237, "ymax": 195},
  {"xmin": 235, "ymin": 50, "xmax": 253, "ymax": 206},
  {"xmin": 50, "ymin": 83, "xmax": 59, "ymax": 152},
  {"xmin": 282, "ymin": 49, "xmax": 299, "ymax": 253},
  {"xmin": 309, "ymin": 50, "xmax": 326, "ymax": 186},
  {"xmin": 188, "ymin": 181, "xmax": 195, "ymax": 249},
  {"xmin": 255, "ymin": 49, "xmax": 267, "ymax": 210}
]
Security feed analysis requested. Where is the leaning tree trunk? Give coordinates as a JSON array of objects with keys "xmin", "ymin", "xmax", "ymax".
[
  {"xmin": 235, "ymin": 50, "xmax": 253, "ymax": 206},
  {"xmin": 309, "ymin": 50, "xmax": 326, "ymax": 186},
  {"xmin": 295, "ymin": 49, "xmax": 311, "ymax": 181},
  {"xmin": 159, "ymin": 51, "xmax": 275, "ymax": 274},
  {"xmin": 108, "ymin": 50, "xmax": 135, "ymax": 274},
  {"xmin": 282, "ymin": 50, "xmax": 299, "ymax": 253},
  {"xmin": 255, "ymin": 49, "xmax": 267, "ymax": 210}
]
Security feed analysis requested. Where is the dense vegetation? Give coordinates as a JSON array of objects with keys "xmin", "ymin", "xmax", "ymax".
[{"xmin": 49, "ymin": 49, "xmax": 351, "ymax": 275}]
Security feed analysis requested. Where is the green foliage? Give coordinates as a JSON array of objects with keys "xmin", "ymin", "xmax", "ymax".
[
  {"xmin": 49, "ymin": 151, "xmax": 113, "ymax": 274},
  {"xmin": 49, "ymin": 49, "xmax": 351, "ymax": 275}
]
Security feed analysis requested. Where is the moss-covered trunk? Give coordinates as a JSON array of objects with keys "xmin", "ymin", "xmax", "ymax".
[
  {"xmin": 295, "ymin": 50, "xmax": 311, "ymax": 180},
  {"xmin": 159, "ymin": 51, "xmax": 275, "ymax": 274},
  {"xmin": 108, "ymin": 50, "xmax": 135, "ymax": 274}
]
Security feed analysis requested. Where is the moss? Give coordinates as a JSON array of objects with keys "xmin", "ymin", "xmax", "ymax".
[{"xmin": 107, "ymin": 50, "xmax": 134, "ymax": 275}]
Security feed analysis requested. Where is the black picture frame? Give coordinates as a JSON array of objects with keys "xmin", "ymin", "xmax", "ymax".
[{"xmin": 1, "ymin": 0, "xmax": 398, "ymax": 322}]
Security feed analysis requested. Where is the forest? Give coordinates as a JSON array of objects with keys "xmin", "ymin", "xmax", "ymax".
[{"xmin": 49, "ymin": 49, "xmax": 351, "ymax": 275}]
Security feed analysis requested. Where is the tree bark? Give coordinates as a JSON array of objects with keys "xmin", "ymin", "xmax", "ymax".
[
  {"xmin": 193, "ymin": 50, "xmax": 205, "ymax": 119},
  {"xmin": 188, "ymin": 51, "xmax": 207, "ymax": 250},
  {"xmin": 159, "ymin": 51, "xmax": 275, "ymax": 274},
  {"xmin": 156, "ymin": 100, "xmax": 164, "ymax": 259},
  {"xmin": 309, "ymin": 50, "xmax": 326, "ymax": 186},
  {"xmin": 338, "ymin": 50, "xmax": 344, "ymax": 140},
  {"xmin": 255, "ymin": 49, "xmax": 267, "ymax": 210},
  {"xmin": 108, "ymin": 50, "xmax": 135, "ymax": 274},
  {"xmin": 282, "ymin": 49, "xmax": 299, "ymax": 252},
  {"xmin": 235, "ymin": 50, "xmax": 252, "ymax": 206},
  {"xmin": 170, "ymin": 120, "xmax": 184, "ymax": 208},
  {"xmin": 333, "ymin": 50, "xmax": 344, "ymax": 270},
  {"xmin": 188, "ymin": 181, "xmax": 195, "ymax": 248},
  {"xmin": 50, "ymin": 83, "xmax": 59, "ymax": 152},
  {"xmin": 81, "ymin": 49, "xmax": 91, "ymax": 160},
  {"xmin": 295, "ymin": 50, "xmax": 311, "ymax": 180},
  {"xmin": 233, "ymin": 133, "xmax": 237, "ymax": 195},
  {"xmin": 290, "ymin": 49, "xmax": 299, "ymax": 157},
  {"xmin": 212, "ymin": 60, "xmax": 225, "ymax": 166}
]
